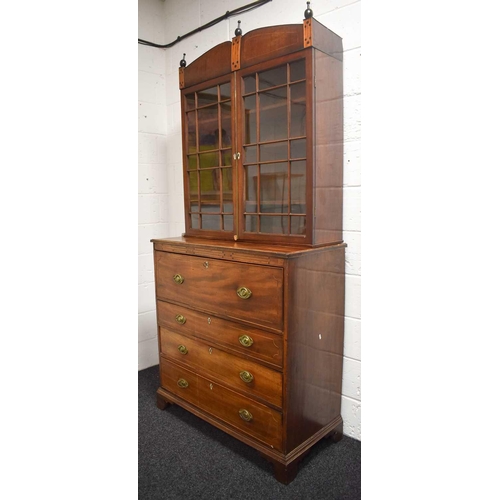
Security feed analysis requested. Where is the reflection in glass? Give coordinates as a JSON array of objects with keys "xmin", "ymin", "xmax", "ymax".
[
  {"xmin": 197, "ymin": 86, "xmax": 218, "ymax": 107},
  {"xmin": 260, "ymin": 87, "xmax": 287, "ymax": 142},
  {"xmin": 223, "ymin": 214, "xmax": 233, "ymax": 231},
  {"xmin": 198, "ymin": 105, "xmax": 219, "ymax": 151},
  {"xmin": 244, "ymin": 145, "xmax": 257, "ymax": 164},
  {"xmin": 244, "ymin": 95, "xmax": 256, "ymax": 145},
  {"xmin": 220, "ymin": 103, "xmax": 232, "ymax": 147},
  {"xmin": 200, "ymin": 169, "xmax": 220, "ymax": 202},
  {"xmin": 219, "ymin": 83, "xmax": 231, "ymax": 101},
  {"xmin": 291, "ymin": 160, "xmax": 306, "ymax": 211},
  {"xmin": 290, "ymin": 59, "xmax": 306, "ymax": 82},
  {"xmin": 260, "ymin": 141, "xmax": 288, "ymax": 162},
  {"xmin": 187, "ymin": 111, "xmax": 197, "ymax": 153},
  {"xmin": 199, "ymin": 151, "xmax": 219, "ymax": 169},
  {"xmin": 221, "ymin": 168, "xmax": 233, "ymax": 205},
  {"xmin": 188, "ymin": 172, "xmax": 198, "ymax": 202},
  {"xmin": 259, "ymin": 66, "xmax": 286, "ymax": 90},
  {"xmin": 243, "ymin": 75, "xmax": 256, "ymax": 94},
  {"xmin": 191, "ymin": 213, "xmax": 200, "ymax": 229},
  {"xmin": 290, "ymin": 215, "xmax": 306, "ymax": 234},
  {"xmin": 260, "ymin": 163, "xmax": 289, "ymax": 213},
  {"xmin": 245, "ymin": 165, "xmax": 258, "ymax": 206},
  {"xmin": 291, "ymin": 138, "xmax": 306, "ymax": 158},
  {"xmin": 290, "ymin": 82, "xmax": 306, "ymax": 138},
  {"xmin": 221, "ymin": 148, "xmax": 232, "ymax": 166},
  {"xmin": 245, "ymin": 214, "xmax": 258, "ymax": 232},
  {"xmin": 260, "ymin": 215, "xmax": 287, "ymax": 234},
  {"xmin": 186, "ymin": 93, "xmax": 196, "ymax": 111},
  {"xmin": 202, "ymin": 214, "xmax": 221, "ymax": 230},
  {"xmin": 187, "ymin": 155, "xmax": 197, "ymax": 170}
]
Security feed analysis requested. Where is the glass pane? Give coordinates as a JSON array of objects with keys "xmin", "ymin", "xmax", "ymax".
[
  {"xmin": 186, "ymin": 93, "xmax": 196, "ymax": 111},
  {"xmin": 245, "ymin": 215, "xmax": 258, "ymax": 232},
  {"xmin": 290, "ymin": 59, "xmax": 306, "ymax": 82},
  {"xmin": 187, "ymin": 154, "xmax": 197, "ymax": 170},
  {"xmin": 191, "ymin": 213, "xmax": 200, "ymax": 229},
  {"xmin": 260, "ymin": 141, "xmax": 288, "ymax": 162},
  {"xmin": 243, "ymin": 95, "xmax": 257, "ymax": 144},
  {"xmin": 290, "ymin": 215, "xmax": 306, "ymax": 235},
  {"xmin": 223, "ymin": 214, "xmax": 233, "ymax": 231},
  {"xmin": 244, "ymin": 145, "xmax": 257, "ymax": 164},
  {"xmin": 291, "ymin": 160, "xmax": 306, "ymax": 213},
  {"xmin": 260, "ymin": 215, "xmax": 287, "ymax": 234},
  {"xmin": 188, "ymin": 171, "xmax": 198, "ymax": 203},
  {"xmin": 190, "ymin": 201, "xmax": 199, "ymax": 212},
  {"xmin": 198, "ymin": 105, "xmax": 218, "ymax": 150},
  {"xmin": 199, "ymin": 151, "xmax": 219, "ymax": 169},
  {"xmin": 260, "ymin": 88, "xmax": 287, "ymax": 142},
  {"xmin": 187, "ymin": 111, "xmax": 197, "ymax": 153},
  {"xmin": 259, "ymin": 66, "xmax": 286, "ymax": 90},
  {"xmin": 221, "ymin": 168, "xmax": 232, "ymax": 207},
  {"xmin": 202, "ymin": 214, "xmax": 221, "ymax": 230},
  {"xmin": 221, "ymin": 148, "xmax": 232, "ymax": 166},
  {"xmin": 243, "ymin": 75, "xmax": 256, "ymax": 94},
  {"xmin": 200, "ymin": 170, "xmax": 220, "ymax": 210},
  {"xmin": 245, "ymin": 165, "xmax": 258, "ymax": 212},
  {"xmin": 291, "ymin": 138, "xmax": 306, "ymax": 159},
  {"xmin": 220, "ymin": 82, "xmax": 231, "ymax": 101},
  {"xmin": 220, "ymin": 102, "xmax": 232, "ymax": 147},
  {"xmin": 290, "ymin": 82, "xmax": 306, "ymax": 138},
  {"xmin": 197, "ymin": 86, "xmax": 218, "ymax": 107},
  {"xmin": 260, "ymin": 163, "xmax": 289, "ymax": 213}
]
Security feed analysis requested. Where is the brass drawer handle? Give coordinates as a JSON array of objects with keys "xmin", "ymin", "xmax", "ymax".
[
  {"xmin": 239, "ymin": 370, "xmax": 254, "ymax": 383},
  {"xmin": 173, "ymin": 274, "xmax": 184, "ymax": 284},
  {"xmin": 177, "ymin": 378, "xmax": 189, "ymax": 388},
  {"xmin": 175, "ymin": 314, "xmax": 186, "ymax": 325},
  {"xmin": 236, "ymin": 286, "xmax": 252, "ymax": 299},
  {"xmin": 238, "ymin": 334, "xmax": 254, "ymax": 347},
  {"xmin": 177, "ymin": 345, "xmax": 188, "ymax": 355},
  {"xmin": 239, "ymin": 409, "xmax": 253, "ymax": 422}
]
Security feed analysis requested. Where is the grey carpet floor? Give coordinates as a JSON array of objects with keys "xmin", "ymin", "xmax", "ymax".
[{"xmin": 139, "ymin": 365, "xmax": 361, "ymax": 499}]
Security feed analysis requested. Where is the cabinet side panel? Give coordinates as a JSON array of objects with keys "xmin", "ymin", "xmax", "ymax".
[
  {"xmin": 313, "ymin": 50, "xmax": 343, "ymax": 245},
  {"xmin": 285, "ymin": 246, "xmax": 345, "ymax": 453}
]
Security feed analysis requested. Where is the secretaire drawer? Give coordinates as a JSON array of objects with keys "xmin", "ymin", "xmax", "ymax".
[
  {"xmin": 160, "ymin": 359, "xmax": 283, "ymax": 451},
  {"xmin": 160, "ymin": 328, "xmax": 283, "ymax": 408},
  {"xmin": 157, "ymin": 301, "xmax": 283, "ymax": 368},
  {"xmin": 155, "ymin": 252, "xmax": 283, "ymax": 330}
]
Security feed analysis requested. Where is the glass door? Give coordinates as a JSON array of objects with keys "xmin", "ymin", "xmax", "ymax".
[
  {"xmin": 183, "ymin": 77, "xmax": 234, "ymax": 235},
  {"xmin": 239, "ymin": 55, "xmax": 309, "ymax": 240}
]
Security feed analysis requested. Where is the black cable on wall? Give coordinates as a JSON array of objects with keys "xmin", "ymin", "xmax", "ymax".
[{"xmin": 138, "ymin": 0, "xmax": 273, "ymax": 49}]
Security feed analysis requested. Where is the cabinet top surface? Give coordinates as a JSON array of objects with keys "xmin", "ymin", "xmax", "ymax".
[{"xmin": 152, "ymin": 236, "xmax": 346, "ymax": 257}]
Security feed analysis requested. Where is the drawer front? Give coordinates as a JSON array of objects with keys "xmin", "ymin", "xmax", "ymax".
[
  {"xmin": 160, "ymin": 360, "xmax": 283, "ymax": 451},
  {"xmin": 155, "ymin": 251, "xmax": 283, "ymax": 330},
  {"xmin": 157, "ymin": 301, "xmax": 283, "ymax": 368},
  {"xmin": 161, "ymin": 328, "xmax": 282, "ymax": 408}
]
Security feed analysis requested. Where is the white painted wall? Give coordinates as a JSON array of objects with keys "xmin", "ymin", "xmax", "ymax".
[{"xmin": 138, "ymin": 0, "xmax": 361, "ymax": 440}]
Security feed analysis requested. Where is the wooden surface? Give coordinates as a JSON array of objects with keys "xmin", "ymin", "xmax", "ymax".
[{"xmin": 157, "ymin": 300, "xmax": 284, "ymax": 368}]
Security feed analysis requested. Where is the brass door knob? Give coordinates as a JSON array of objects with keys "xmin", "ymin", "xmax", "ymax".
[
  {"xmin": 238, "ymin": 334, "xmax": 254, "ymax": 347},
  {"xmin": 177, "ymin": 345, "xmax": 188, "ymax": 355},
  {"xmin": 175, "ymin": 314, "xmax": 186, "ymax": 325},
  {"xmin": 239, "ymin": 409, "xmax": 253, "ymax": 422},
  {"xmin": 177, "ymin": 378, "xmax": 189, "ymax": 388},
  {"xmin": 173, "ymin": 274, "xmax": 184, "ymax": 284},
  {"xmin": 239, "ymin": 370, "xmax": 254, "ymax": 383},
  {"xmin": 236, "ymin": 286, "xmax": 252, "ymax": 299}
]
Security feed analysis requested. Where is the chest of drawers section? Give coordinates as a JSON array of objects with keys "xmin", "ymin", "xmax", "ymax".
[{"xmin": 152, "ymin": 237, "xmax": 346, "ymax": 484}]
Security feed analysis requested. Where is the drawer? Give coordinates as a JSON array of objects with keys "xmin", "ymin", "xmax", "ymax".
[
  {"xmin": 160, "ymin": 359, "xmax": 283, "ymax": 451},
  {"xmin": 157, "ymin": 301, "xmax": 283, "ymax": 368},
  {"xmin": 155, "ymin": 252, "xmax": 283, "ymax": 331},
  {"xmin": 160, "ymin": 328, "xmax": 282, "ymax": 408}
]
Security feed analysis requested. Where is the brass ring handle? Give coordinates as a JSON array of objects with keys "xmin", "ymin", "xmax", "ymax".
[
  {"xmin": 236, "ymin": 286, "xmax": 252, "ymax": 299},
  {"xmin": 239, "ymin": 409, "xmax": 253, "ymax": 422},
  {"xmin": 239, "ymin": 370, "xmax": 254, "ymax": 383},
  {"xmin": 177, "ymin": 378, "xmax": 189, "ymax": 388},
  {"xmin": 175, "ymin": 314, "xmax": 186, "ymax": 325},
  {"xmin": 173, "ymin": 274, "xmax": 184, "ymax": 284},
  {"xmin": 238, "ymin": 335, "xmax": 254, "ymax": 348},
  {"xmin": 177, "ymin": 345, "xmax": 188, "ymax": 355}
]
